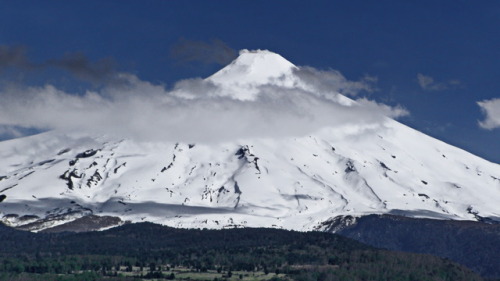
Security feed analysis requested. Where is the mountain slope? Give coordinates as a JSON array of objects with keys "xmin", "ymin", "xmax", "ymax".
[{"xmin": 0, "ymin": 50, "xmax": 499, "ymax": 232}]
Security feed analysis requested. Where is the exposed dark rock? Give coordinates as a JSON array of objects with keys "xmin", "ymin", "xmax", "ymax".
[
  {"xmin": 161, "ymin": 162, "xmax": 174, "ymax": 173},
  {"xmin": 57, "ymin": 148, "xmax": 71, "ymax": 155},
  {"xmin": 0, "ymin": 184, "xmax": 17, "ymax": 193},
  {"xmin": 235, "ymin": 147, "xmax": 246, "ymax": 159},
  {"xmin": 112, "ymin": 162, "xmax": 126, "ymax": 174},
  {"xmin": 0, "ymin": 194, "xmax": 6, "ymax": 202},
  {"xmin": 3, "ymin": 214, "xmax": 18, "ymax": 219},
  {"xmin": 18, "ymin": 215, "xmax": 40, "ymax": 221},
  {"xmin": 345, "ymin": 160, "xmax": 356, "ymax": 173},
  {"xmin": 38, "ymin": 159, "xmax": 55, "ymax": 166},
  {"xmin": 253, "ymin": 157, "xmax": 261, "ymax": 173},
  {"xmin": 379, "ymin": 161, "xmax": 391, "ymax": 171},
  {"xmin": 86, "ymin": 170, "xmax": 102, "ymax": 187},
  {"xmin": 18, "ymin": 171, "xmax": 34, "ymax": 180},
  {"xmin": 189, "ymin": 166, "xmax": 197, "ymax": 176},
  {"xmin": 59, "ymin": 169, "xmax": 82, "ymax": 190},
  {"xmin": 316, "ymin": 215, "xmax": 357, "ymax": 233},
  {"xmin": 15, "ymin": 209, "xmax": 92, "ymax": 232},
  {"xmin": 418, "ymin": 193, "xmax": 430, "ymax": 199},
  {"xmin": 41, "ymin": 215, "xmax": 123, "ymax": 233},
  {"xmin": 235, "ymin": 146, "xmax": 261, "ymax": 173},
  {"xmin": 76, "ymin": 149, "xmax": 98, "ymax": 158},
  {"xmin": 234, "ymin": 182, "xmax": 241, "ymax": 194}
]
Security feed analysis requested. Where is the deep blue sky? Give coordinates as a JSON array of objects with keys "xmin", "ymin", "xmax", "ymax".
[{"xmin": 0, "ymin": 1, "xmax": 499, "ymax": 162}]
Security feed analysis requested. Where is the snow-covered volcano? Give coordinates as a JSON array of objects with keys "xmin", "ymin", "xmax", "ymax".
[{"xmin": 0, "ymin": 50, "xmax": 499, "ymax": 232}]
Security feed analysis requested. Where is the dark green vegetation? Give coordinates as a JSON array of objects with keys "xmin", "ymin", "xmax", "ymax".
[
  {"xmin": 0, "ymin": 222, "xmax": 487, "ymax": 281},
  {"xmin": 335, "ymin": 215, "xmax": 500, "ymax": 279}
]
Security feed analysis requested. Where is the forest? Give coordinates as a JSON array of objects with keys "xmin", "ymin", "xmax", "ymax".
[{"xmin": 0, "ymin": 222, "xmax": 490, "ymax": 281}]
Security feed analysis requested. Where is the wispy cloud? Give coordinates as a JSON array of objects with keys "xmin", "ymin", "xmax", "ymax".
[
  {"xmin": 417, "ymin": 73, "xmax": 461, "ymax": 91},
  {"xmin": 478, "ymin": 98, "xmax": 500, "ymax": 130},
  {"xmin": 0, "ymin": 125, "xmax": 24, "ymax": 139},
  {"xmin": 293, "ymin": 67, "xmax": 377, "ymax": 97},
  {"xmin": 355, "ymin": 98, "xmax": 409, "ymax": 119},
  {"xmin": 0, "ymin": 44, "xmax": 123, "ymax": 86},
  {"xmin": 0, "ymin": 45, "xmax": 33, "ymax": 70},
  {"xmin": 170, "ymin": 39, "xmax": 238, "ymax": 65},
  {"xmin": 46, "ymin": 52, "xmax": 123, "ymax": 85}
]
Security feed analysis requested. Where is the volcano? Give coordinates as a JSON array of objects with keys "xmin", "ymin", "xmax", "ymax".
[{"xmin": 0, "ymin": 50, "xmax": 498, "ymax": 232}]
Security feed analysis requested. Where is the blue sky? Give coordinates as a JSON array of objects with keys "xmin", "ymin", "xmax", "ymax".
[{"xmin": 0, "ymin": 1, "xmax": 499, "ymax": 162}]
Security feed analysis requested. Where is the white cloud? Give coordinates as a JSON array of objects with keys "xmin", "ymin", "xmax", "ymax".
[
  {"xmin": 293, "ymin": 67, "xmax": 377, "ymax": 97},
  {"xmin": 417, "ymin": 73, "xmax": 461, "ymax": 91},
  {"xmin": 0, "ymin": 66, "xmax": 408, "ymax": 143},
  {"xmin": 478, "ymin": 98, "xmax": 500, "ymax": 129},
  {"xmin": 355, "ymin": 98, "xmax": 409, "ymax": 119},
  {"xmin": 0, "ymin": 125, "xmax": 24, "ymax": 139}
]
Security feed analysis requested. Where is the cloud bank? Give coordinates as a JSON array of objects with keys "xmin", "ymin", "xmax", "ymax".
[
  {"xmin": 478, "ymin": 98, "xmax": 500, "ymax": 130},
  {"xmin": 0, "ymin": 52, "xmax": 408, "ymax": 143}
]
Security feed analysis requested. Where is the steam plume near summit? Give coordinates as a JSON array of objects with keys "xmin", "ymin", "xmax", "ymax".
[{"xmin": 0, "ymin": 51, "xmax": 408, "ymax": 143}]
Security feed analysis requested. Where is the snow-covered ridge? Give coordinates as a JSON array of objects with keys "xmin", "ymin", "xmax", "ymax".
[{"xmin": 0, "ymin": 50, "xmax": 499, "ymax": 232}]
